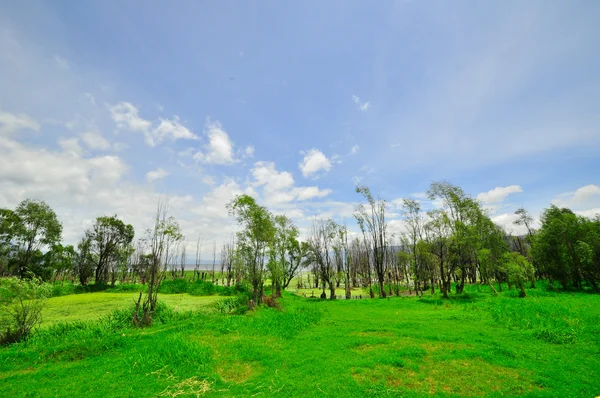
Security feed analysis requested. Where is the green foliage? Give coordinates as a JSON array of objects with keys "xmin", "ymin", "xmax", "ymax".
[
  {"xmin": 227, "ymin": 194, "xmax": 275, "ymax": 305},
  {"xmin": 532, "ymin": 205, "xmax": 600, "ymax": 290},
  {"xmin": 0, "ymin": 199, "xmax": 62, "ymax": 278},
  {"xmin": 0, "ymin": 276, "xmax": 52, "ymax": 344},
  {"xmin": 158, "ymin": 279, "xmax": 247, "ymax": 296}
]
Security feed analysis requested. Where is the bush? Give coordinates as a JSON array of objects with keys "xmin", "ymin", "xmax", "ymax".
[{"xmin": 0, "ymin": 277, "xmax": 52, "ymax": 344}]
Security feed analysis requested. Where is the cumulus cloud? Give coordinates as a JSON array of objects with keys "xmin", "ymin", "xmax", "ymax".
[
  {"xmin": 80, "ymin": 131, "xmax": 111, "ymax": 150},
  {"xmin": 109, "ymin": 102, "xmax": 198, "ymax": 147},
  {"xmin": 146, "ymin": 168, "xmax": 169, "ymax": 183},
  {"xmin": 0, "ymin": 111, "xmax": 40, "ymax": 136},
  {"xmin": 109, "ymin": 102, "xmax": 151, "ymax": 133},
  {"xmin": 0, "ymin": 118, "xmax": 239, "ymax": 246},
  {"xmin": 552, "ymin": 184, "xmax": 600, "ymax": 208},
  {"xmin": 477, "ymin": 185, "xmax": 523, "ymax": 204},
  {"xmin": 251, "ymin": 161, "xmax": 332, "ymax": 207},
  {"xmin": 350, "ymin": 144, "xmax": 359, "ymax": 155},
  {"xmin": 299, "ymin": 149, "xmax": 332, "ymax": 178},
  {"xmin": 552, "ymin": 184, "xmax": 600, "ymax": 218},
  {"xmin": 58, "ymin": 137, "xmax": 83, "ymax": 157},
  {"xmin": 352, "ymin": 95, "xmax": 370, "ymax": 111},
  {"xmin": 194, "ymin": 121, "xmax": 236, "ymax": 165}
]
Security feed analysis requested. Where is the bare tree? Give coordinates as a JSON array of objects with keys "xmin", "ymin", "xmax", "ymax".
[
  {"xmin": 179, "ymin": 243, "xmax": 187, "ymax": 278},
  {"xmin": 134, "ymin": 199, "xmax": 183, "ymax": 327},
  {"xmin": 308, "ymin": 218, "xmax": 338, "ymax": 299},
  {"xmin": 355, "ymin": 185, "xmax": 388, "ymax": 298},
  {"xmin": 194, "ymin": 238, "xmax": 202, "ymax": 280}
]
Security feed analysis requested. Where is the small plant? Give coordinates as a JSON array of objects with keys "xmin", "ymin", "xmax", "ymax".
[{"xmin": 0, "ymin": 276, "xmax": 52, "ymax": 344}]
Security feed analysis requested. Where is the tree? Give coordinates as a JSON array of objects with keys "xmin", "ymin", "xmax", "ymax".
[
  {"xmin": 86, "ymin": 215, "xmax": 134, "ymax": 285},
  {"xmin": 308, "ymin": 218, "xmax": 339, "ymax": 299},
  {"xmin": 355, "ymin": 185, "xmax": 388, "ymax": 298},
  {"xmin": 531, "ymin": 206, "xmax": 600, "ymax": 290},
  {"xmin": 3, "ymin": 200, "xmax": 63, "ymax": 278},
  {"xmin": 269, "ymin": 215, "xmax": 304, "ymax": 296},
  {"xmin": 0, "ymin": 276, "xmax": 51, "ymax": 344},
  {"xmin": 402, "ymin": 198, "xmax": 424, "ymax": 295},
  {"xmin": 502, "ymin": 252, "xmax": 534, "ymax": 297},
  {"xmin": 74, "ymin": 235, "xmax": 95, "ymax": 285},
  {"xmin": 428, "ymin": 181, "xmax": 482, "ymax": 294},
  {"xmin": 134, "ymin": 199, "xmax": 183, "ymax": 326},
  {"xmin": 44, "ymin": 244, "xmax": 76, "ymax": 283},
  {"xmin": 425, "ymin": 209, "xmax": 452, "ymax": 298},
  {"xmin": 227, "ymin": 195, "xmax": 275, "ymax": 307}
]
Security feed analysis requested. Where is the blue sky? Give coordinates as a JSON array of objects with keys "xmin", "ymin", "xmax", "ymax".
[{"xmin": 1, "ymin": 0, "xmax": 599, "ymax": 245}]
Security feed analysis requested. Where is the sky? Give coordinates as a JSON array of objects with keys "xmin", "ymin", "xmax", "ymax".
[{"xmin": 1, "ymin": 0, "xmax": 599, "ymax": 248}]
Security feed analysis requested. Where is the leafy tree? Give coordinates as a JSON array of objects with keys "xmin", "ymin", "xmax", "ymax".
[
  {"xmin": 532, "ymin": 206, "xmax": 600, "ymax": 290},
  {"xmin": 269, "ymin": 215, "xmax": 306, "ymax": 296},
  {"xmin": 227, "ymin": 195, "xmax": 274, "ymax": 307},
  {"xmin": 43, "ymin": 244, "xmax": 76, "ymax": 283},
  {"xmin": 0, "ymin": 200, "xmax": 62, "ymax": 278},
  {"xmin": 502, "ymin": 252, "xmax": 534, "ymax": 297},
  {"xmin": 74, "ymin": 236, "xmax": 95, "ymax": 285},
  {"xmin": 85, "ymin": 215, "xmax": 135, "ymax": 285}
]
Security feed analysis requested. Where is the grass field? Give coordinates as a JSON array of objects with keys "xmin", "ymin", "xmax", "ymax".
[
  {"xmin": 1, "ymin": 285, "xmax": 599, "ymax": 397},
  {"xmin": 41, "ymin": 293, "xmax": 227, "ymax": 326}
]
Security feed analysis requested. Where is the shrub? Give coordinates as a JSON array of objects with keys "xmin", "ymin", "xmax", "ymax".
[{"xmin": 0, "ymin": 277, "xmax": 52, "ymax": 344}]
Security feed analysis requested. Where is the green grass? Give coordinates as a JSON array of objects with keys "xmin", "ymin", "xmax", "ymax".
[
  {"xmin": 1, "ymin": 285, "xmax": 600, "ymax": 397},
  {"xmin": 41, "ymin": 292, "xmax": 228, "ymax": 326}
]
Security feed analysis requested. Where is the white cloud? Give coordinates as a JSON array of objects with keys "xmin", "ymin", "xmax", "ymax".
[
  {"xmin": 109, "ymin": 102, "xmax": 198, "ymax": 147},
  {"xmin": 352, "ymin": 95, "xmax": 370, "ymax": 111},
  {"xmin": 251, "ymin": 161, "xmax": 331, "ymax": 206},
  {"xmin": 153, "ymin": 117, "xmax": 198, "ymax": 144},
  {"xmin": 110, "ymin": 102, "xmax": 152, "ymax": 133},
  {"xmin": 58, "ymin": 137, "xmax": 83, "ymax": 157},
  {"xmin": 244, "ymin": 145, "xmax": 255, "ymax": 158},
  {"xmin": 80, "ymin": 131, "xmax": 110, "ymax": 150},
  {"xmin": 552, "ymin": 184, "xmax": 600, "ymax": 208},
  {"xmin": 194, "ymin": 121, "xmax": 239, "ymax": 165},
  {"xmin": 292, "ymin": 186, "xmax": 332, "ymax": 201},
  {"xmin": 412, "ymin": 192, "xmax": 428, "ymax": 199},
  {"xmin": 0, "ymin": 111, "xmax": 40, "ymax": 136},
  {"xmin": 350, "ymin": 145, "xmax": 359, "ymax": 155},
  {"xmin": 551, "ymin": 185, "xmax": 600, "ymax": 218},
  {"xmin": 477, "ymin": 185, "xmax": 523, "ymax": 204},
  {"xmin": 299, "ymin": 149, "xmax": 332, "ymax": 178},
  {"xmin": 252, "ymin": 161, "xmax": 294, "ymax": 191},
  {"xmin": 146, "ymin": 168, "xmax": 169, "ymax": 183}
]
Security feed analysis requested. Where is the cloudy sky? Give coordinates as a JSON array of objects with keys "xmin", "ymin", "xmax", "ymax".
[{"xmin": 1, "ymin": 1, "xmax": 599, "ymax": 247}]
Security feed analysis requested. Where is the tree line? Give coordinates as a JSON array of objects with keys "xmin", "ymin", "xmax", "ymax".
[{"xmin": 1, "ymin": 180, "xmax": 599, "ymax": 308}]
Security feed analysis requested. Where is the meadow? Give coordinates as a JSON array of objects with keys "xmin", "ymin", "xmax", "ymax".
[{"xmin": 1, "ymin": 283, "xmax": 599, "ymax": 398}]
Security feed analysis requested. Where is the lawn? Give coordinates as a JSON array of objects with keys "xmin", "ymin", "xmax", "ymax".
[{"xmin": 1, "ymin": 286, "xmax": 599, "ymax": 397}]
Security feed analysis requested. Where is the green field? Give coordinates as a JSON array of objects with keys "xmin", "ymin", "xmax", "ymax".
[
  {"xmin": 1, "ymin": 284, "xmax": 600, "ymax": 397},
  {"xmin": 40, "ymin": 292, "xmax": 226, "ymax": 326}
]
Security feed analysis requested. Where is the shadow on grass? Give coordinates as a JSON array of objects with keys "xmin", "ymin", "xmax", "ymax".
[{"xmin": 418, "ymin": 292, "xmax": 485, "ymax": 306}]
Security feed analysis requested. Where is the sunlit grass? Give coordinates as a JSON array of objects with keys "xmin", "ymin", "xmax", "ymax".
[
  {"xmin": 41, "ymin": 292, "xmax": 228, "ymax": 326},
  {"xmin": 1, "ymin": 285, "xmax": 600, "ymax": 397}
]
